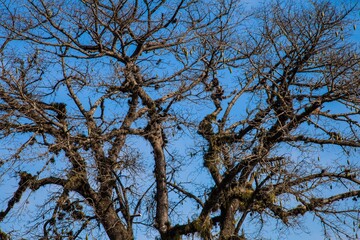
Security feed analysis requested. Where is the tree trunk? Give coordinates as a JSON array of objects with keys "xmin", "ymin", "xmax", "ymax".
[
  {"xmin": 96, "ymin": 198, "xmax": 133, "ymax": 240},
  {"xmin": 147, "ymin": 122, "xmax": 169, "ymax": 236},
  {"xmin": 219, "ymin": 199, "xmax": 239, "ymax": 240}
]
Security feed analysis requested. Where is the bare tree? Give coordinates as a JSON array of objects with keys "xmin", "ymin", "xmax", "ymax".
[{"xmin": 0, "ymin": 0, "xmax": 359, "ymax": 239}]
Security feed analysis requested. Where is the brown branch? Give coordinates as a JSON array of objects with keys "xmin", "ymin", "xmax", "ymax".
[
  {"xmin": 282, "ymin": 135, "xmax": 360, "ymax": 147},
  {"xmin": 0, "ymin": 173, "xmax": 66, "ymax": 222},
  {"xmin": 167, "ymin": 181, "xmax": 204, "ymax": 207}
]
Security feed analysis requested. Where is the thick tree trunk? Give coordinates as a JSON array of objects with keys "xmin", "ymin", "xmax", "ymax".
[
  {"xmin": 219, "ymin": 199, "xmax": 239, "ymax": 240},
  {"xmin": 96, "ymin": 198, "xmax": 133, "ymax": 240},
  {"xmin": 147, "ymin": 122, "xmax": 169, "ymax": 236}
]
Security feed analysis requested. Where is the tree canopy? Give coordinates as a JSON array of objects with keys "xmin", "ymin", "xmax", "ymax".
[{"xmin": 0, "ymin": 0, "xmax": 360, "ymax": 239}]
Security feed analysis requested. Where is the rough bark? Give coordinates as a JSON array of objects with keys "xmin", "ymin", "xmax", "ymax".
[
  {"xmin": 146, "ymin": 121, "xmax": 169, "ymax": 236},
  {"xmin": 95, "ymin": 198, "xmax": 133, "ymax": 240}
]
